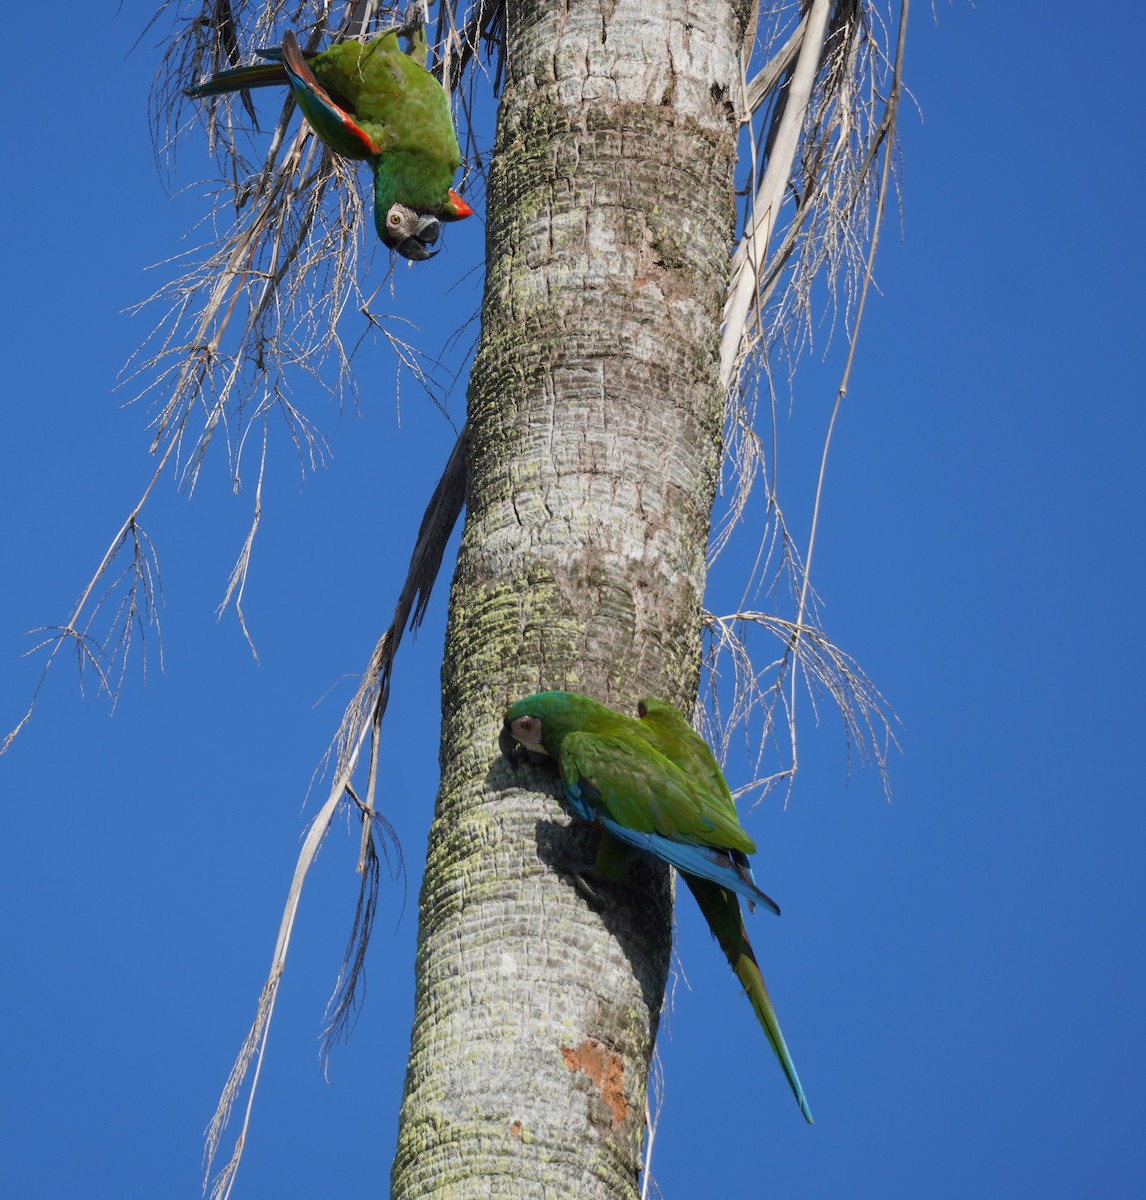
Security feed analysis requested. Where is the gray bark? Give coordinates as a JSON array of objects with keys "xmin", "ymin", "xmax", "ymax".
[{"xmin": 392, "ymin": 1, "xmax": 751, "ymax": 1194}]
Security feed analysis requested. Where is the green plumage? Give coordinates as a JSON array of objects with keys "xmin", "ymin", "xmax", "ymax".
[
  {"xmin": 185, "ymin": 17, "xmax": 470, "ymax": 259},
  {"xmin": 563, "ymin": 729, "xmax": 758, "ymax": 854},
  {"xmin": 505, "ymin": 693, "xmax": 756, "ymax": 856},
  {"xmin": 282, "ymin": 30, "xmax": 462, "ymax": 217},
  {"xmin": 502, "ymin": 690, "xmax": 813, "ymax": 1122}
]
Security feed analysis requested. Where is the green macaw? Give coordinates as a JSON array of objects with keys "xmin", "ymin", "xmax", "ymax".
[
  {"xmin": 185, "ymin": 9, "xmax": 472, "ymax": 260},
  {"xmin": 501, "ymin": 690, "xmax": 813, "ymax": 1123}
]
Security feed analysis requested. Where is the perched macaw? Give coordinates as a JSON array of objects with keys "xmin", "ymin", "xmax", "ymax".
[
  {"xmin": 502, "ymin": 690, "xmax": 814, "ymax": 1123},
  {"xmin": 185, "ymin": 11, "xmax": 472, "ymax": 260}
]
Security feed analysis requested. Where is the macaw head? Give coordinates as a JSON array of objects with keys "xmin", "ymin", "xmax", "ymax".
[
  {"xmin": 500, "ymin": 691, "xmax": 594, "ymax": 762},
  {"xmin": 380, "ymin": 190, "xmax": 473, "ymax": 260},
  {"xmin": 500, "ymin": 706, "xmax": 550, "ymax": 762},
  {"xmin": 381, "ymin": 203, "xmax": 444, "ymax": 261}
]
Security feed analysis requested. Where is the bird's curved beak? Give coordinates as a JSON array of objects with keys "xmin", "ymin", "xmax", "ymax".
[
  {"xmin": 395, "ymin": 214, "xmax": 442, "ymax": 261},
  {"xmin": 498, "ymin": 720, "xmax": 520, "ymax": 760}
]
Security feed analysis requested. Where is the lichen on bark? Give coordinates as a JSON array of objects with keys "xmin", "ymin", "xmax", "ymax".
[{"xmin": 392, "ymin": 3, "xmax": 751, "ymax": 1196}]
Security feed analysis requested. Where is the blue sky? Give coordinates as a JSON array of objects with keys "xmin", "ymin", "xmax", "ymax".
[{"xmin": 2, "ymin": 3, "xmax": 1144, "ymax": 1197}]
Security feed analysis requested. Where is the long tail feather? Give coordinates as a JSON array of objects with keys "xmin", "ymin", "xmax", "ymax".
[
  {"xmin": 684, "ymin": 876, "xmax": 814, "ymax": 1123},
  {"xmin": 184, "ymin": 60, "xmax": 289, "ymax": 98}
]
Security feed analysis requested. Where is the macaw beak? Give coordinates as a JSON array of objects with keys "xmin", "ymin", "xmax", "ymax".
[
  {"xmin": 394, "ymin": 214, "xmax": 443, "ymax": 261},
  {"xmin": 439, "ymin": 189, "xmax": 474, "ymax": 222},
  {"xmin": 499, "ymin": 720, "xmax": 520, "ymax": 760}
]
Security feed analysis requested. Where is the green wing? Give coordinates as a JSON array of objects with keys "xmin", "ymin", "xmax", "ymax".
[
  {"xmin": 635, "ymin": 699, "xmax": 755, "ymax": 851},
  {"xmin": 561, "ymin": 730, "xmax": 752, "ymax": 852},
  {"xmin": 558, "ymin": 728, "xmax": 777, "ymax": 910},
  {"xmin": 309, "ymin": 30, "xmax": 461, "ymax": 200},
  {"xmin": 636, "ymin": 698, "xmax": 734, "ymax": 805}
]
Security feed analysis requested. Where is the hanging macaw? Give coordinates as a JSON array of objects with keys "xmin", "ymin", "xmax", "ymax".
[
  {"xmin": 501, "ymin": 690, "xmax": 813, "ymax": 1123},
  {"xmin": 185, "ymin": 9, "xmax": 472, "ymax": 261}
]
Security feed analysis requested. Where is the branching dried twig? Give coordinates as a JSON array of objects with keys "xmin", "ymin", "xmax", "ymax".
[
  {"xmin": 705, "ymin": 1, "xmax": 909, "ymax": 801},
  {"xmin": 3, "ymin": 430, "xmax": 182, "ymax": 753},
  {"xmin": 319, "ymin": 779, "xmax": 402, "ymax": 1062},
  {"xmin": 640, "ymin": 1047, "xmax": 666, "ymax": 1200},
  {"xmin": 701, "ymin": 608, "xmax": 900, "ymax": 806},
  {"xmin": 3, "ymin": 1, "xmax": 490, "ymax": 753}
]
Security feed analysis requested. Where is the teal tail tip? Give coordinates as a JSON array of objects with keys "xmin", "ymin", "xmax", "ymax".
[
  {"xmin": 786, "ymin": 1067, "xmax": 814, "ymax": 1124},
  {"xmin": 776, "ymin": 1043, "xmax": 814, "ymax": 1123}
]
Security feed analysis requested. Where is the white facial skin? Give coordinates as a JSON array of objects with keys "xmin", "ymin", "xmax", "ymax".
[
  {"xmin": 383, "ymin": 204, "xmax": 442, "ymax": 260},
  {"xmin": 509, "ymin": 715, "xmax": 548, "ymax": 755},
  {"xmin": 385, "ymin": 203, "xmax": 421, "ymax": 242}
]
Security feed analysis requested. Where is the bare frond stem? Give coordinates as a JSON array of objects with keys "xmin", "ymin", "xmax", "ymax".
[
  {"xmin": 203, "ymin": 425, "xmax": 467, "ymax": 1199},
  {"xmin": 216, "ymin": 417, "xmax": 268, "ymax": 661},
  {"xmin": 721, "ymin": 0, "xmax": 832, "ymax": 390},
  {"xmin": 740, "ymin": 10, "xmax": 809, "ymax": 127},
  {"xmin": 2, "ymin": 399, "xmax": 191, "ymax": 753}
]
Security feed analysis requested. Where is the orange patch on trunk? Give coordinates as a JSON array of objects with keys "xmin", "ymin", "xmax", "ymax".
[{"xmin": 560, "ymin": 1038, "xmax": 628, "ymax": 1128}]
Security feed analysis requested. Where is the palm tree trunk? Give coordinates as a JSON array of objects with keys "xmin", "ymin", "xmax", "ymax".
[{"xmin": 392, "ymin": 1, "xmax": 751, "ymax": 1194}]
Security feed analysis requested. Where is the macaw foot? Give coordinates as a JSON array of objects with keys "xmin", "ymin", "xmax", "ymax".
[
  {"xmin": 549, "ymin": 830, "xmax": 642, "ymax": 911},
  {"xmin": 559, "ymin": 858, "xmax": 608, "ymax": 910},
  {"xmin": 571, "ymin": 871, "xmax": 608, "ymax": 910},
  {"xmin": 398, "ymin": 3, "xmax": 425, "ymax": 37},
  {"xmin": 535, "ymin": 832, "xmax": 611, "ymax": 910}
]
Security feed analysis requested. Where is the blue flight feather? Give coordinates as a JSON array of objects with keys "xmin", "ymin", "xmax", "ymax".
[{"xmin": 566, "ymin": 780, "xmax": 781, "ymax": 916}]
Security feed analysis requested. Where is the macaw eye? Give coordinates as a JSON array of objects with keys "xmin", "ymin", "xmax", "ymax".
[
  {"xmin": 512, "ymin": 716, "xmax": 540, "ymax": 742},
  {"xmin": 388, "ymin": 211, "xmax": 402, "ymax": 227}
]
